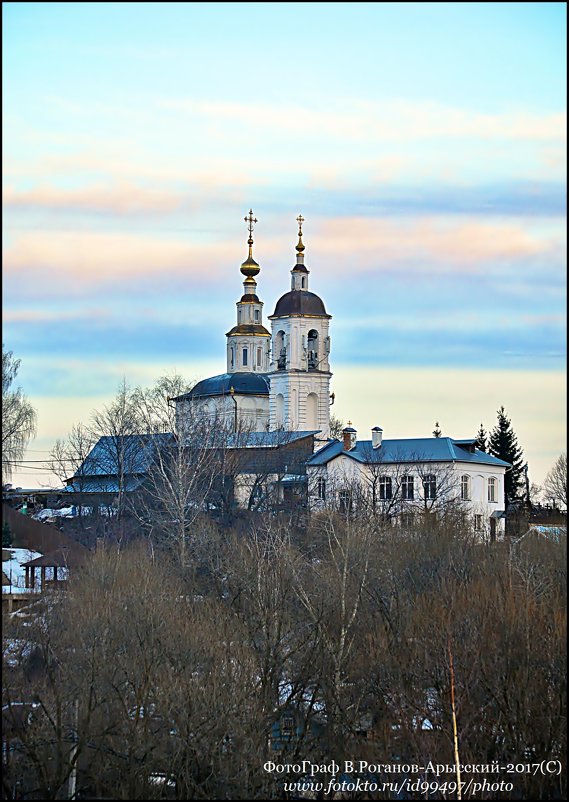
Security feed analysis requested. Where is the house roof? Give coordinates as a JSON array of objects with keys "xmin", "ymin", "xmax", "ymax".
[
  {"xmin": 64, "ymin": 476, "xmax": 146, "ymax": 494},
  {"xmin": 308, "ymin": 437, "xmax": 511, "ymax": 468},
  {"xmin": 21, "ymin": 545, "xmax": 89, "ymax": 568},
  {"xmin": 225, "ymin": 430, "xmax": 319, "ymax": 449},
  {"xmin": 70, "ymin": 433, "xmax": 174, "ymax": 481},
  {"xmin": 172, "ymin": 373, "xmax": 270, "ymax": 401}
]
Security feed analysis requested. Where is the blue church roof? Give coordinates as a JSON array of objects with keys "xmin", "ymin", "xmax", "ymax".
[
  {"xmin": 309, "ymin": 437, "xmax": 511, "ymax": 468},
  {"xmin": 173, "ymin": 373, "xmax": 270, "ymax": 401},
  {"xmin": 225, "ymin": 430, "xmax": 319, "ymax": 449},
  {"xmin": 69, "ymin": 433, "xmax": 174, "ymax": 481}
]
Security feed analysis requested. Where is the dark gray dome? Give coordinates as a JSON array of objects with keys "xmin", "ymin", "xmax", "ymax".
[
  {"xmin": 271, "ymin": 290, "xmax": 330, "ymax": 318},
  {"xmin": 173, "ymin": 373, "xmax": 269, "ymax": 401}
]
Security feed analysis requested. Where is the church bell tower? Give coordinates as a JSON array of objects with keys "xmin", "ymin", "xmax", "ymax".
[
  {"xmin": 225, "ymin": 210, "xmax": 271, "ymax": 374},
  {"xmin": 268, "ymin": 215, "xmax": 332, "ymax": 441}
]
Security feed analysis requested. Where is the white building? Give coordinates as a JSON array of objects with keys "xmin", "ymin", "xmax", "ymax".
[
  {"xmin": 307, "ymin": 424, "xmax": 510, "ymax": 539},
  {"xmin": 171, "ymin": 210, "xmax": 510, "ymax": 527},
  {"xmin": 173, "ymin": 212, "xmax": 333, "ymax": 444}
]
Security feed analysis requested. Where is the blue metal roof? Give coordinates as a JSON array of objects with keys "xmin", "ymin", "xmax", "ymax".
[
  {"xmin": 225, "ymin": 430, "xmax": 319, "ymax": 449},
  {"xmin": 64, "ymin": 476, "xmax": 145, "ymax": 494},
  {"xmin": 71, "ymin": 433, "xmax": 175, "ymax": 480},
  {"xmin": 309, "ymin": 437, "xmax": 511, "ymax": 468},
  {"xmin": 173, "ymin": 373, "xmax": 269, "ymax": 401}
]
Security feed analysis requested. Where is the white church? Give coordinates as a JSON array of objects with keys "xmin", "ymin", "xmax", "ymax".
[
  {"xmin": 172, "ymin": 212, "xmax": 332, "ymax": 444},
  {"xmin": 170, "ymin": 211, "xmax": 510, "ymax": 537}
]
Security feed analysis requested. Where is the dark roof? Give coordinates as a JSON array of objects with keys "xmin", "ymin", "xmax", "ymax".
[
  {"xmin": 22, "ymin": 545, "xmax": 88, "ymax": 568},
  {"xmin": 309, "ymin": 437, "xmax": 512, "ymax": 468},
  {"xmin": 2, "ymin": 503, "xmax": 89, "ymax": 556},
  {"xmin": 71, "ymin": 434, "xmax": 174, "ymax": 481},
  {"xmin": 225, "ymin": 324, "xmax": 270, "ymax": 336},
  {"xmin": 173, "ymin": 373, "xmax": 270, "ymax": 401},
  {"xmin": 225, "ymin": 430, "xmax": 319, "ymax": 449},
  {"xmin": 239, "ymin": 293, "xmax": 260, "ymax": 302},
  {"xmin": 64, "ymin": 476, "xmax": 147, "ymax": 494},
  {"xmin": 271, "ymin": 290, "xmax": 330, "ymax": 318}
]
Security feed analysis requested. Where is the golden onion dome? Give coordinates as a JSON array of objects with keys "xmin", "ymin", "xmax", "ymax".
[
  {"xmin": 241, "ymin": 208, "xmax": 261, "ymax": 277},
  {"xmin": 240, "ymin": 253, "xmax": 260, "ymax": 278}
]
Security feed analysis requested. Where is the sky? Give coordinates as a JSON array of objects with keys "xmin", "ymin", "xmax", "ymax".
[{"xmin": 3, "ymin": 2, "xmax": 566, "ymax": 490}]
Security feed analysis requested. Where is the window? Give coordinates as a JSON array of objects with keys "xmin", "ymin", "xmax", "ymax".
[
  {"xmin": 230, "ymin": 347, "xmax": 234, "ymax": 369},
  {"xmin": 474, "ymin": 514, "xmax": 483, "ymax": 531},
  {"xmin": 401, "ymin": 512, "xmax": 415, "ymax": 529},
  {"xmin": 379, "ymin": 476, "xmax": 392, "ymax": 500},
  {"xmin": 254, "ymin": 309, "xmax": 260, "ymax": 323},
  {"xmin": 307, "ymin": 329, "xmax": 319, "ymax": 370},
  {"xmin": 401, "ymin": 475, "xmax": 414, "ymax": 500},
  {"xmin": 257, "ymin": 347, "xmax": 262, "ymax": 367},
  {"xmin": 276, "ymin": 330, "xmax": 286, "ymax": 369},
  {"xmin": 424, "ymin": 474, "xmax": 437, "ymax": 500},
  {"xmin": 281, "ymin": 716, "xmax": 295, "ymax": 736},
  {"xmin": 488, "ymin": 477, "xmax": 497, "ymax": 502},
  {"xmin": 317, "ymin": 477, "xmax": 326, "ymax": 501},
  {"xmin": 242, "ymin": 347, "xmax": 248, "ymax": 366},
  {"xmin": 461, "ymin": 475, "xmax": 471, "ymax": 501},
  {"xmin": 338, "ymin": 489, "xmax": 353, "ymax": 514}
]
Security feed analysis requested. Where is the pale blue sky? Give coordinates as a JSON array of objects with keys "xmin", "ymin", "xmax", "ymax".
[{"xmin": 2, "ymin": 2, "xmax": 566, "ymax": 487}]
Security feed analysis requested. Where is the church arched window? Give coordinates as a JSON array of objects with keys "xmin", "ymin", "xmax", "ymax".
[
  {"xmin": 254, "ymin": 309, "xmax": 260, "ymax": 323},
  {"xmin": 257, "ymin": 346, "xmax": 262, "ymax": 367},
  {"xmin": 276, "ymin": 393, "xmax": 285, "ymax": 427},
  {"xmin": 307, "ymin": 330, "xmax": 318, "ymax": 370},
  {"xmin": 242, "ymin": 347, "xmax": 248, "ymax": 366},
  {"xmin": 276, "ymin": 330, "xmax": 286, "ymax": 370},
  {"xmin": 307, "ymin": 393, "xmax": 318, "ymax": 429},
  {"xmin": 230, "ymin": 346, "xmax": 235, "ymax": 369}
]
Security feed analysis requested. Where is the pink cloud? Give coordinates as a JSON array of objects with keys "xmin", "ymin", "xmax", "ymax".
[
  {"xmin": 311, "ymin": 216, "xmax": 561, "ymax": 273},
  {"xmin": 3, "ymin": 231, "xmax": 240, "ymax": 287},
  {"xmin": 3, "ymin": 184, "xmax": 191, "ymax": 215},
  {"xmin": 3, "ymin": 307, "xmax": 111, "ymax": 323}
]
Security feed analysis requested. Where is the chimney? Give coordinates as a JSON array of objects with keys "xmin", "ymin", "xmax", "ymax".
[
  {"xmin": 371, "ymin": 426, "xmax": 383, "ymax": 448},
  {"xmin": 343, "ymin": 422, "xmax": 357, "ymax": 451}
]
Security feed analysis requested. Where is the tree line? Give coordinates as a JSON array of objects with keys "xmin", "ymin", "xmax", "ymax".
[{"xmin": 3, "ymin": 512, "xmax": 566, "ymax": 799}]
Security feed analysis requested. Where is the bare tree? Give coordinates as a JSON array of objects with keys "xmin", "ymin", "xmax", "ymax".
[
  {"xmin": 49, "ymin": 423, "xmax": 97, "ymax": 522},
  {"xmin": 543, "ymin": 452, "xmax": 567, "ymax": 509},
  {"xmin": 329, "ymin": 414, "xmax": 344, "ymax": 440},
  {"xmin": 292, "ymin": 510, "xmax": 373, "ymax": 760},
  {"xmin": 88, "ymin": 379, "xmax": 141, "ymax": 530},
  {"xmin": 130, "ymin": 373, "xmax": 194, "ymax": 436},
  {"xmin": 2, "ymin": 344, "xmax": 37, "ymax": 482},
  {"xmin": 132, "ymin": 408, "xmax": 224, "ymax": 567}
]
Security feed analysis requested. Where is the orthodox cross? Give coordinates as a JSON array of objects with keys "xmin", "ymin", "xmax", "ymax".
[
  {"xmin": 296, "ymin": 213, "xmax": 305, "ymax": 236},
  {"xmin": 244, "ymin": 209, "xmax": 257, "ymax": 243}
]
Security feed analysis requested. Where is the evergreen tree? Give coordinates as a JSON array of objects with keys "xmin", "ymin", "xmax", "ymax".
[
  {"xmin": 488, "ymin": 406, "xmax": 525, "ymax": 504},
  {"xmin": 432, "ymin": 421, "xmax": 442, "ymax": 438},
  {"xmin": 475, "ymin": 423, "xmax": 487, "ymax": 452},
  {"xmin": 2, "ymin": 521, "xmax": 12, "ymax": 547}
]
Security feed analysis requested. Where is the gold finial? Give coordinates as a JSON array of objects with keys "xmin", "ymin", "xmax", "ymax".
[
  {"xmin": 241, "ymin": 209, "xmax": 260, "ymax": 278},
  {"xmin": 296, "ymin": 213, "xmax": 305, "ymax": 253}
]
